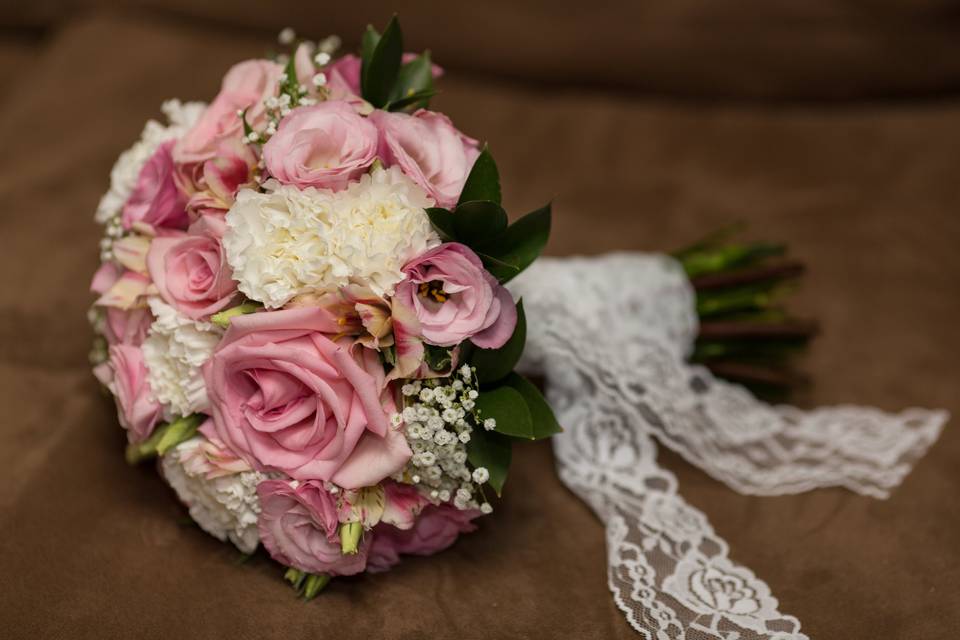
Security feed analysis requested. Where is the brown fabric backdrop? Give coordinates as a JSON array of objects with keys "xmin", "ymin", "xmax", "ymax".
[
  {"xmin": 0, "ymin": 8, "xmax": 958, "ymax": 639},
  {"xmin": 7, "ymin": 1, "xmax": 960, "ymax": 99}
]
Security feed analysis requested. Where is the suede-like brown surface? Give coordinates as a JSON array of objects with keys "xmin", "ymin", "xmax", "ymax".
[
  {"xmin": 8, "ymin": 0, "xmax": 960, "ymax": 99},
  {"xmin": 0, "ymin": 12, "xmax": 958, "ymax": 640}
]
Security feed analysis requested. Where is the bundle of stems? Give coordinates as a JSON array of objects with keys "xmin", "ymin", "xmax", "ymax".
[{"xmin": 673, "ymin": 226, "xmax": 818, "ymax": 398}]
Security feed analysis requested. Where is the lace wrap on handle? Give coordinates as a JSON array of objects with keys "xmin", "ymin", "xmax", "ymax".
[{"xmin": 509, "ymin": 254, "xmax": 946, "ymax": 640}]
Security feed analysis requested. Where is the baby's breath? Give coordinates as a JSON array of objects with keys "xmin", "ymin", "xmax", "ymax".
[
  {"xmin": 277, "ymin": 27, "xmax": 296, "ymax": 46},
  {"xmin": 394, "ymin": 365, "xmax": 493, "ymax": 513}
]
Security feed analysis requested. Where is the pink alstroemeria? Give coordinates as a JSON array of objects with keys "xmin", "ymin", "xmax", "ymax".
[
  {"xmin": 177, "ymin": 138, "xmax": 257, "ymax": 231},
  {"xmin": 289, "ymin": 285, "xmax": 428, "ymax": 381},
  {"xmin": 381, "ymin": 481, "xmax": 430, "ymax": 530},
  {"xmin": 337, "ymin": 485, "xmax": 386, "ymax": 529},
  {"xmin": 112, "ymin": 235, "xmax": 151, "ymax": 275},
  {"xmin": 90, "ymin": 262, "xmax": 153, "ymax": 345},
  {"xmin": 340, "ymin": 285, "xmax": 461, "ymax": 381},
  {"xmin": 95, "ymin": 270, "xmax": 155, "ymax": 311},
  {"xmin": 335, "ymin": 481, "xmax": 430, "ymax": 531},
  {"xmin": 176, "ymin": 419, "xmax": 254, "ymax": 479}
]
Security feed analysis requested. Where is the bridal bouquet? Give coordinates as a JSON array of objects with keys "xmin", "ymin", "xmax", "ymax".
[{"xmin": 89, "ymin": 17, "xmax": 560, "ymax": 596}]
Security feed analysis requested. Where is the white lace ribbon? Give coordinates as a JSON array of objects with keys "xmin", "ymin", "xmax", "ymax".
[{"xmin": 510, "ymin": 254, "xmax": 947, "ymax": 640}]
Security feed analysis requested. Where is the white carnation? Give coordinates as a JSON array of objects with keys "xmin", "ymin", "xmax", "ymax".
[
  {"xmin": 95, "ymin": 99, "xmax": 206, "ymax": 224},
  {"xmin": 161, "ymin": 438, "xmax": 263, "ymax": 554},
  {"xmin": 224, "ymin": 166, "xmax": 440, "ymax": 308},
  {"xmin": 142, "ymin": 298, "xmax": 222, "ymax": 419}
]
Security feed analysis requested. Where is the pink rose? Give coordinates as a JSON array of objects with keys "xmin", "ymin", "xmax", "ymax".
[
  {"xmin": 261, "ymin": 101, "xmax": 378, "ymax": 190},
  {"xmin": 105, "ymin": 345, "xmax": 162, "ymax": 444},
  {"xmin": 202, "ymin": 307, "xmax": 411, "ymax": 487},
  {"xmin": 370, "ymin": 109, "xmax": 479, "ymax": 209},
  {"xmin": 174, "ymin": 59, "xmax": 283, "ymax": 164},
  {"xmin": 367, "ymin": 505, "xmax": 479, "ymax": 573},
  {"xmin": 395, "ymin": 243, "xmax": 517, "ymax": 348},
  {"xmin": 257, "ymin": 479, "xmax": 370, "ymax": 576},
  {"xmin": 122, "ymin": 140, "xmax": 188, "ymax": 232},
  {"xmin": 146, "ymin": 230, "xmax": 237, "ymax": 320}
]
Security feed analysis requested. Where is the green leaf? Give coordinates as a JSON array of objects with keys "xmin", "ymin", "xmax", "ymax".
[
  {"xmin": 361, "ymin": 16, "xmax": 403, "ymax": 108},
  {"xmin": 466, "ymin": 428, "xmax": 512, "ymax": 495},
  {"xmin": 239, "ymin": 108, "xmax": 254, "ymax": 137},
  {"xmin": 503, "ymin": 373, "xmax": 562, "ymax": 440},
  {"xmin": 360, "ymin": 25, "xmax": 381, "ymax": 76},
  {"xmin": 476, "ymin": 203, "xmax": 551, "ymax": 283},
  {"xmin": 458, "ymin": 147, "xmax": 501, "ymax": 206},
  {"xmin": 424, "ymin": 344, "xmax": 454, "ymax": 371},
  {"xmin": 381, "ymin": 344, "xmax": 397, "ymax": 366},
  {"xmin": 452, "ymin": 200, "xmax": 508, "ymax": 244},
  {"xmin": 385, "ymin": 88, "xmax": 438, "ymax": 112},
  {"xmin": 387, "ymin": 51, "xmax": 434, "ymax": 110},
  {"xmin": 470, "ymin": 300, "xmax": 526, "ymax": 384},
  {"xmin": 426, "ymin": 207, "xmax": 457, "ymax": 241},
  {"xmin": 476, "ymin": 252, "xmax": 521, "ymax": 279},
  {"xmin": 475, "ymin": 385, "xmax": 533, "ymax": 439}
]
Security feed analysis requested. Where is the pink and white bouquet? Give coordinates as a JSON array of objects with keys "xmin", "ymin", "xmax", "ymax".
[{"xmin": 88, "ymin": 17, "xmax": 559, "ymax": 597}]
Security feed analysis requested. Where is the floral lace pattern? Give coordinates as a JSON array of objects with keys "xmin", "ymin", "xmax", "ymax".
[{"xmin": 509, "ymin": 254, "xmax": 947, "ymax": 639}]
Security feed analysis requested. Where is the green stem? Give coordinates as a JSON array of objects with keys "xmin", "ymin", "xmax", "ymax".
[
  {"xmin": 302, "ymin": 574, "xmax": 331, "ymax": 600},
  {"xmin": 696, "ymin": 283, "xmax": 795, "ymax": 318},
  {"xmin": 124, "ymin": 414, "xmax": 203, "ymax": 464},
  {"xmin": 211, "ymin": 302, "xmax": 263, "ymax": 329},
  {"xmin": 679, "ymin": 243, "xmax": 786, "ymax": 279}
]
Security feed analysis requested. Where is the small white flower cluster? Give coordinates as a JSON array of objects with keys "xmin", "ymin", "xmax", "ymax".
[
  {"xmin": 277, "ymin": 27, "xmax": 296, "ymax": 46},
  {"xmin": 95, "ymin": 99, "xmax": 205, "ymax": 261},
  {"xmin": 87, "ymin": 307, "xmax": 108, "ymax": 366},
  {"xmin": 247, "ymin": 31, "xmax": 342, "ymax": 146},
  {"xmin": 275, "ymin": 27, "xmax": 340, "ymax": 62},
  {"xmin": 395, "ymin": 365, "xmax": 492, "ymax": 513},
  {"xmin": 253, "ymin": 89, "xmax": 312, "ymax": 145}
]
